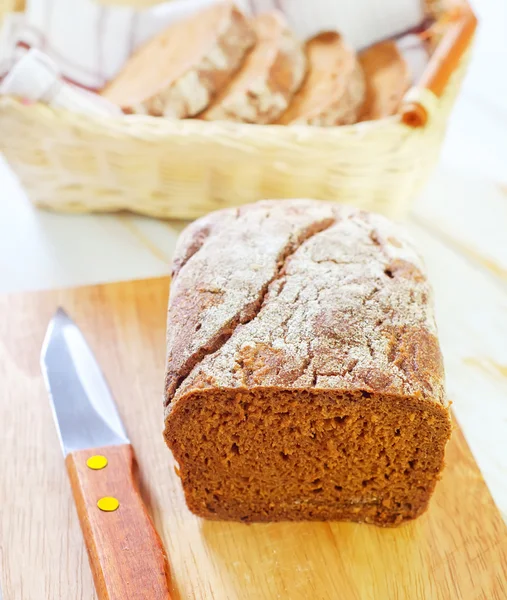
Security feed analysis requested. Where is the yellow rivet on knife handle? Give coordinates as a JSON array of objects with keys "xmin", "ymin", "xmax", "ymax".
[
  {"xmin": 86, "ymin": 455, "xmax": 108, "ymax": 470},
  {"xmin": 97, "ymin": 497, "xmax": 120, "ymax": 512}
]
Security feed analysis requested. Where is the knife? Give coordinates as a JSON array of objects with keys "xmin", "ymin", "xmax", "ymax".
[{"xmin": 41, "ymin": 308, "xmax": 172, "ymax": 600}]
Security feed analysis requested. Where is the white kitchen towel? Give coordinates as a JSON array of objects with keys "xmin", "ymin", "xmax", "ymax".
[
  {"xmin": 0, "ymin": 0, "xmax": 427, "ymax": 91},
  {"xmin": 0, "ymin": 48, "xmax": 122, "ymax": 115}
]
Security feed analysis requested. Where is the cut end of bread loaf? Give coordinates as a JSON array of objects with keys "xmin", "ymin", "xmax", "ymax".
[
  {"xmin": 164, "ymin": 199, "xmax": 451, "ymax": 526},
  {"xmin": 165, "ymin": 388, "xmax": 451, "ymax": 525}
]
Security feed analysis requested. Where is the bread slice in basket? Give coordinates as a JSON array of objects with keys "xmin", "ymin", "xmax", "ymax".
[
  {"xmin": 101, "ymin": 2, "xmax": 255, "ymax": 118},
  {"xmin": 359, "ymin": 40, "xmax": 411, "ymax": 121},
  {"xmin": 200, "ymin": 11, "xmax": 306, "ymax": 124},
  {"xmin": 279, "ymin": 31, "xmax": 366, "ymax": 126}
]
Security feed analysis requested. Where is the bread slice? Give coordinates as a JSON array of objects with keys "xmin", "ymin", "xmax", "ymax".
[
  {"xmin": 200, "ymin": 11, "xmax": 306, "ymax": 124},
  {"xmin": 163, "ymin": 199, "xmax": 451, "ymax": 526},
  {"xmin": 279, "ymin": 32, "xmax": 366, "ymax": 126},
  {"xmin": 359, "ymin": 40, "xmax": 411, "ymax": 121},
  {"xmin": 101, "ymin": 2, "xmax": 256, "ymax": 118}
]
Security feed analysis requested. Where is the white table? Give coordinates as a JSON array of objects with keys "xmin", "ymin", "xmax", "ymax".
[{"xmin": 1, "ymin": 0, "xmax": 507, "ymax": 524}]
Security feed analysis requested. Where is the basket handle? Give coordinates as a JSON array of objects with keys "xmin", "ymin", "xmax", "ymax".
[{"xmin": 400, "ymin": 4, "xmax": 477, "ymax": 128}]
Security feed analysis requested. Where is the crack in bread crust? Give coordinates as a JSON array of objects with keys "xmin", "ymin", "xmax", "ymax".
[
  {"xmin": 168, "ymin": 204, "xmax": 445, "ymax": 409},
  {"xmin": 165, "ymin": 201, "xmax": 337, "ymax": 405}
]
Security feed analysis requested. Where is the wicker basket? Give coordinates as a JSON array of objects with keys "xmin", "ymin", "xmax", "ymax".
[{"xmin": 0, "ymin": 1, "xmax": 476, "ymax": 220}]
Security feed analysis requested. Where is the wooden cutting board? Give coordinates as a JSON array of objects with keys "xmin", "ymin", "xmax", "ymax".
[{"xmin": 1, "ymin": 277, "xmax": 506, "ymax": 600}]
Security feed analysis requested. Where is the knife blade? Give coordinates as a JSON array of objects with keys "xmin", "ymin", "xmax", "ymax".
[
  {"xmin": 41, "ymin": 308, "xmax": 129, "ymax": 455},
  {"xmin": 41, "ymin": 308, "xmax": 172, "ymax": 600}
]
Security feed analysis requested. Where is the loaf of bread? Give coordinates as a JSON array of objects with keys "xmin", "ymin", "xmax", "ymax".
[
  {"xmin": 359, "ymin": 40, "xmax": 411, "ymax": 121},
  {"xmin": 278, "ymin": 32, "xmax": 366, "ymax": 126},
  {"xmin": 101, "ymin": 2, "xmax": 255, "ymax": 118},
  {"xmin": 164, "ymin": 199, "xmax": 451, "ymax": 526},
  {"xmin": 200, "ymin": 11, "xmax": 306, "ymax": 124}
]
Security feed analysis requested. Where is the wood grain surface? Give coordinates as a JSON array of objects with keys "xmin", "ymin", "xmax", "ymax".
[
  {"xmin": 0, "ymin": 277, "xmax": 506, "ymax": 600},
  {"xmin": 66, "ymin": 444, "xmax": 172, "ymax": 600}
]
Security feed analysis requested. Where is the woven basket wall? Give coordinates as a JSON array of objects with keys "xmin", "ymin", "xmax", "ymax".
[{"xmin": 0, "ymin": 2, "xmax": 471, "ymax": 220}]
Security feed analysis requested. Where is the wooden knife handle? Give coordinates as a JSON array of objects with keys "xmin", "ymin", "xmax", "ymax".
[{"xmin": 66, "ymin": 444, "xmax": 172, "ymax": 600}]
